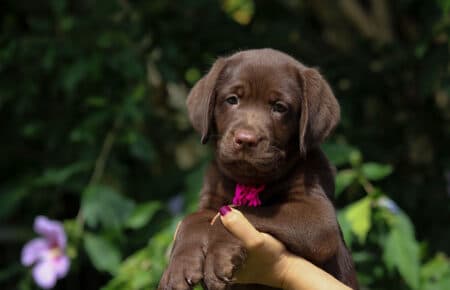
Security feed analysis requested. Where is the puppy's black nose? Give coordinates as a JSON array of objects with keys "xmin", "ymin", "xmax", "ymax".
[{"xmin": 233, "ymin": 129, "xmax": 260, "ymax": 149}]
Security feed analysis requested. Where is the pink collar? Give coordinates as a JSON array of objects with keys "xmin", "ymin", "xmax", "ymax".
[{"xmin": 233, "ymin": 184, "xmax": 265, "ymax": 207}]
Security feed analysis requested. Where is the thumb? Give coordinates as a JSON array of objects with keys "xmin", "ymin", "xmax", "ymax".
[{"xmin": 219, "ymin": 207, "xmax": 264, "ymax": 250}]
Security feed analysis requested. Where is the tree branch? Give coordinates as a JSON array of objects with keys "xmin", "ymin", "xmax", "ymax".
[{"xmin": 340, "ymin": 0, "xmax": 393, "ymax": 44}]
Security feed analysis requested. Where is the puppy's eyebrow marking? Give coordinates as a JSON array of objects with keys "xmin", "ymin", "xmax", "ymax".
[{"xmin": 225, "ymin": 84, "xmax": 245, "ymax": 95}]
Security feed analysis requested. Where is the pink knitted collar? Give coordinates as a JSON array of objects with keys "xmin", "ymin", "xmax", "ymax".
[{"xmin": 233, "ymin": 184, "xmax": 265, "ymax": 207}]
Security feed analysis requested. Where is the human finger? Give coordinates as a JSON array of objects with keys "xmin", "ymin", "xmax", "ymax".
[{"xmin": 219, "ymin": 206, "xmax": 265, "ymax": 250}]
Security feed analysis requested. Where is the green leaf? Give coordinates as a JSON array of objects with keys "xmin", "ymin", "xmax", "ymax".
[
  {"xmin": 126, "ymin": 201, "xmax": 161, "ymax": 229},
  {"xmin": 0, "ymin": 184, "xmax": 29, "ymax": 220},
  {"xmin": 82, "ymin": 185, "xmax": 135, "ymax": 229},
  {"xmin": 85, "ymin": 96, "xmax": 107, "ymax": 108},
  {"xmin": 321, "ymin": 143, "xmax": 357, "ymax": 167},
  {"xmin": 222, "ymin": 0, "xmax": 255, "ymax": 25},
  {"xmin": 102, "ymin": 218, "xmax": 181, "ymax": 290},
  {"xmin": 349, "ymin": 150, "xmax": 362, "ymax": 167},
  {"xmin": 62, "ymin": 59, "xmax": 88, "ymax": 93},
  {"xmin": 337, "ymin": 210, "xmax": 353, "ymax": 246},
  {"xmin": 185, "ymin": 67, "xmax": 201, "ymax": 85},
  {"xmin": 84, "ymin": 233, "xmax": 121, "ymax": 274},
  {"xmin": 425, "ymin": 275, "xmax": 450, "ymax": 290},
  {"xmin": 437, "ymin": 0, "xmax": 450, "ymax": 13},
  {"xmin": 382, "ymin": 209, "xmax": 420, "ymax": 289},
  {"xmin": 101, "ymin": 247, "xmax": 153, "ymax": 290},
  {"xmin": 383, "ymin": 227, "xmax": 420, "ymax": 289},
  {"xmin": 34, "ymin": 162, "xmax": 89, "ymax": 186},
  {"xmin": 50, "ymin": 0, "xmax": 67, "ymax": 15},
  {"xmin": 335, "ymin": 169, "xmax": 357, "ymax": 196},
  {"xmin": 361, "ymin": 162, "xmax": 393, "ymax": 181},
  {"xmin": 394, "ymin": 210, "xmax": 415, "ymax": 238},
  {"xmin": 421, "ymin": 253, "xmax": 450, "ymax": 283},
  {"xmin": 128, "ymin": 134, "xmax": 155, "ymax": 163},
  {"xmin": 343, "ymin": 196, "xmax": 372, "ymax": 243}
]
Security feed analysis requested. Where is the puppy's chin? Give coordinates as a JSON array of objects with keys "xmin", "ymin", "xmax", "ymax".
[{"xmin": 216, "ymin": 147, "xmax": 289, "ymax": 185}]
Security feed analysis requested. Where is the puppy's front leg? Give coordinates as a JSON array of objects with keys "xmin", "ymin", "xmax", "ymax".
[
  {"xmin": 239, "ymin": 191, "xmax": 341, "ymax": 265},
  {"xmin": 158, "ymin": 210, "xmax": 215, "ymax": 290},
  {"xmin": 203, "ymin": 216, "xmax": 247, "ymax": 290}
]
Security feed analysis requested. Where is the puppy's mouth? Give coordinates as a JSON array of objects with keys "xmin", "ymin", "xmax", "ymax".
[{"xmin": 217, "ymin": 141, "xmax": 287, "ymax": 183}]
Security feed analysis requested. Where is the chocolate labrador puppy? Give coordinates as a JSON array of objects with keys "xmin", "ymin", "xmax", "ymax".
[{"xmin": 158, "ymin": 49, "xmax": 358, "ymax": 290}]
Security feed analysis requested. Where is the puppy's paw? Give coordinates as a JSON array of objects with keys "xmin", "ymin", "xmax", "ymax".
[
  {"xmin": 158, "ymin": 248, "xmax": 204, "ymax": 290},
  {"xmin": 203, "ymin": 242, "xmax": 247, "ymax": 290}
]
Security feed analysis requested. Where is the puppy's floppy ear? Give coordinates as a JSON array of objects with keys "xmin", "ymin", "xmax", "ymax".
[
  {"xmin": 186, "ymin": 57, "xmax": 227, "ymax": 144},
  {"xmin": 299, "ymin": 68, "xmax": 340, "ymax": 154}
]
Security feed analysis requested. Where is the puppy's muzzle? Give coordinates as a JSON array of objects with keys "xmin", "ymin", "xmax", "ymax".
[{"xmin": 233, "ymin": 129, "xmax": 263, "ymax": 150}]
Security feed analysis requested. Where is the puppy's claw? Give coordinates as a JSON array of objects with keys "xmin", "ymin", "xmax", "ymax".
[{"xmin": 222, "ymin": 276, "xmax": 233, "ymax": 283}]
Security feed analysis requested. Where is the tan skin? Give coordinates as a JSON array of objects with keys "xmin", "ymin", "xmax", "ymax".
[{"xmin": 219, "ymin": 208, "xmax": 353, "ymax": 290}]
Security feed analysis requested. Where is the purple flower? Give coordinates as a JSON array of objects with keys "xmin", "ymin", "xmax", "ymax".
[
  {"xmin": 21, "ymin": 216, "xmax": 70, "ymax": 289},
  {"xmin": 376, "ymin": 196, "xmax": 400, "ymax": 214},
  {"xmin": 168, "ymin": 194, "xmax": 184, "ymax": 215}
]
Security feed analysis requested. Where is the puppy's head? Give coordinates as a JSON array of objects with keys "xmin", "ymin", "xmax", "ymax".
[{"xmin": 187, "ymin": 49, "xmax": 339, "ymax": 184}]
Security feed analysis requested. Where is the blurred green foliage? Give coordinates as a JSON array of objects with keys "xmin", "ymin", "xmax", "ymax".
[{"xmin": 1, "ymin": 0, "xmax": 450, "ymax": 289}]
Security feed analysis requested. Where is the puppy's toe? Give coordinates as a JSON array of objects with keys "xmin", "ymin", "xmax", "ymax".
[
  {"xmin": 157, "ymin": 269, "xmax": 170, "ymax": 290},
  {"xmin": 184, "ymin": 268, "xmax": 202, "ymax": 286},
  {"xmin": 158, "ymin": 272, "xmax": 189, "ymax": 290},
  {"xmin": 202, "ymin": 274, "xmax": 228, "ymax": 290},
  {"xmin": 159, "ymin": 257, "xmax": 203, "ymax": 290},
  {"xmin": 204, "ymin": 254, "xmax": 230, "ymax": 290},
  {"xmin": 204, "ymin": 245, "xmax": 246, "ymax": 290},
  {"xmin": 167, "ymin": 276, "xmax": 191, "ymax": 290}
]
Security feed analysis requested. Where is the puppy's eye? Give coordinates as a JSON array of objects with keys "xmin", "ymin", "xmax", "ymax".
[
  {"xmin": 272, "ymin": 102, "xmax": 288, "ymax": 113},
  {"xmin": 225, "ymin": 95, "xmax": 239, "ymax": 105}
]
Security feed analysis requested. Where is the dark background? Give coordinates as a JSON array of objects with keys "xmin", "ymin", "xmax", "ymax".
[{"xmin": 1, "ymin": 0, "xmax": 449, "ymax": 289}]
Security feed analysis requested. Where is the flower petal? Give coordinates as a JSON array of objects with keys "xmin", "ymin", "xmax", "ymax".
[
  {"xmin": 21, "ymin": 238, "xmax": 48, "ymax": 266},
  {"xmin": 34, "ymin": 216, "xmax": 67, "ymax": 248},
  {"xmin": 32, "ymin": 260, "xmax": 57, "ymax": 289},
  {"xmin": 168, "ymin": 195, "xmax": 184, "ymax": 215},
  {"xmin": 54, "ymin": 255, "xmax": 70, "ymax": 278}
]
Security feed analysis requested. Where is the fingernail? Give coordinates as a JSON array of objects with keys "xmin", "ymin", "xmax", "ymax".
[{"xmin": 219, "ymin": 205, "xmax": 232, "ymax": 216}]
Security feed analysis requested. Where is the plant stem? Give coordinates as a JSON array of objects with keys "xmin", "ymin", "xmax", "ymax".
[{"xmin": 76, "ymin": 119, "xmax": 120, "ymax": 228}]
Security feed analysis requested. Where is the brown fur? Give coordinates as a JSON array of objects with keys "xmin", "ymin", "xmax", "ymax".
[{"xmin": 158, "ymin": 49, "xmax": 358, "ymax": 290}]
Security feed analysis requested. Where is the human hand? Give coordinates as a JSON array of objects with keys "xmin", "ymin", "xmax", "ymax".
[
  {"xmin": 218, "ymin": 206, "xmax": 292, "ymax": 288},
  {"xmin": 219, "ymin": 206, "xmax": 352, "ymax": 290}
]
